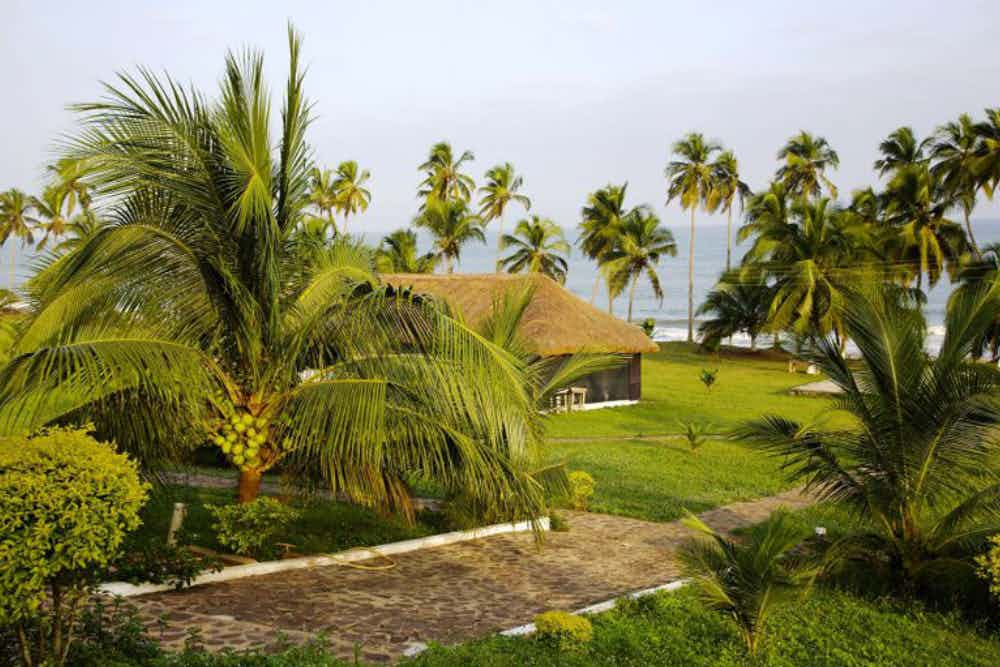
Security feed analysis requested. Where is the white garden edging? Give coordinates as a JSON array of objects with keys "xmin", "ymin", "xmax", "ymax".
[{"xmin": 100, "ymin": 517, "xmax": 549, "ymax": 598}]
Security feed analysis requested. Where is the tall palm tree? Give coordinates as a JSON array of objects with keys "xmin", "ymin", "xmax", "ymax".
[
  {"xmin": 954, "ymin": 243, "xmax": 1000, "ymax": 361},
  {"xmin": 602, "ymin": 207, "xmax": 677, "ymax": 322},
  {"xmin": 974, "ymin": 107, "xmax": 1000, "ymax": 200},
  {"xmin": 0, "ymin": 28, "xmax": 548, "ymax": 521},
  {"xmin": 418, "ymin": 141, "xmax": 475, "ymax": 206},
  {"xmin": 775, "ymin": 131, "xmax": 840, "ymax": 199},
  {"xmin": 47, "ymin": 157, "xmax": 94, "ymax": 220},
  {"xmin": 307, "ymin": 167, "xmax": 339, "ymax": 235},
  {"xmin": 666, "ymin": 133, "xmax": 721, "ymax": 342},
  {"xmin": 374, "ymin": 229, "xmax": 437, "ymax": 274},
  {"xmin": 332, "ymin": 160, "xmax": 371, "ymax": 235},
  {"xmin": 739, "ymin": 280, "xmax": 1000, "ymax": 592},
  {"xmin": 499, "ymin": 215, "xmax": 570, "ymax": 283},
  {"xmin": 874, "ymin": 126, "xmax": 930, "ymax": 176},
  {"xmin": 709, "ymin": 150, "xmax": 751, "ymax": 271},
  {"xmin": 932, "ymin": 114, "xmax": 982, "ymax": 255},
  {"xmin": 413, "ymin": 199, "xmax": 485, "ymax": 273},
  {"xmin": 0, "ymin": 189, "xmax": 38, "ymax": 288},
  {"xmin": 697, "ymin": 270, "xmax": 774, "ymax": 351},
  {"xmin": 478, "ymin": 163, "xmax": 531, "ymax": 270},
  {"xmin": 31, "ymin": 186, "xmax": 71, "ymax": 251},
  {"xmin": 882, "ymin": 163, "xmax": 967, "ymax": 289},
  {"xmin": 579, "ymin": 183, "xmax": 630, "ymax": 310}
]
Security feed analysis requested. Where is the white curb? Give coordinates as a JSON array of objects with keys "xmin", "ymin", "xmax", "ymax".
[{"xmin": 100, "ymin": 517, "xmax": 548, "ymax": 597}]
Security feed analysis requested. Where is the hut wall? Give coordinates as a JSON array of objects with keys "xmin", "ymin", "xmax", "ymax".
[{"xmin": 548, "ymin": 354, "xmax": 640, "ymax": 403}]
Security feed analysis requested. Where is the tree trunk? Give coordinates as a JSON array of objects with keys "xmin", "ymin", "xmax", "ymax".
[
  {"xmin": 627, "ymin": 272, "xmax": 639, "ymax": 322},
  {"xmin": 237, "ymin": 469, "xmax": 262, "ymax": 503},
  {"xmin": 495, "ymin": 212, "xmax": 504, "ymax": 272},
  {"xmin": 687, "ymin": 207, "xmax": 696, "ymax": 343},
  {"xmin": 10, "ymin": 244, "xmax": 16, "ymax": 289},
  {"xmin": 964, "ymin": 209, "xmax": 980, "ymax": 258},
  {"xmin": 726, "ymin": 206, "xmax": 733, "ymax": 272},
  {"xmin": 607, "ymin": 285, "xmax": 614, "ymax": 316},
  {"xmin": 750, "ymin": 334, "xmax": 757, "ymax": 351},
  {"xmin": 591, "ymin": 274, "xmax": 601, "ymax": 304},
  {"xmin": 447, "ymin": 256, "xmax": 454, "ymax": 274}
]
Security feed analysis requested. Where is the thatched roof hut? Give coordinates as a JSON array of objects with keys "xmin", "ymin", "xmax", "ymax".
[{"xmin": 381, "ymin": 273, "xmax": 657, "ymax": 357}]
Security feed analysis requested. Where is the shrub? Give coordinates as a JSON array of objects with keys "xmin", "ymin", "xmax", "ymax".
[
  {"xmin": 0, "ymin": 427, "xmax": 149, "ymax": 666},
  {"xmin": 533, "ymin": 610, "xmax": 593, "ymax": 650},
  {"xmin": 567, "ymin": 470, "xmax": 596, "ymax": 511},
  {"xmin": 699, "ymin": 368, "xmax": 718, "ymax": 391},
  {"xmin": 640, "ymin": 317, "xmax": 657, "ymax": 338},
  {"xmin": 208, "ymin": 497, "xmax": 300, "ymax": 559},
  {"xmin": 976, "ymin": 534, "xmax": 1000, "ymax": 601},
  {"xmin": 678, "ymin": 421, "xmax": 708, "ymax": 452},
  {"xmin": 111, "ymin": 540, "xmax": 222, "ymax": 590}
]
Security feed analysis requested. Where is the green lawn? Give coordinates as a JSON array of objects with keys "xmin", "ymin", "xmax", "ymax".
[
  {"xmin": 546, "ymin": 437, "xmax": 794, "ymax": 522},
  {"xmin": 546, "ymin": 342, "xmax": 844, "ymax": 439}
]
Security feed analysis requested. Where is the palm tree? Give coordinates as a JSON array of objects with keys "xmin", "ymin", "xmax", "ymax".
[
  {"xmin": 307, "ymin": 167, "xmax": 339, "ymax": 235},
  {"xmin": 973, "ymin": 107, "xmax": 1000, "ymax": 200},
  {"xmin": 932, "ymin": 114, "xmax": 982, "ymax": 256},
  {"xmin": 47, "ymin": 157, "xmax": 95, "ymax": 220},
  {"xmin": 679, "ymin": 509, "xmax": 816, "ymax": 656},
  {"xmin": 775, "ymin": 131, "xmax": 840, "ymax": 199},
  {"xmin": 709, "ymin": 150, "xmax": 751, "ymax": 271},
  {"xmin": 414, "ymin": 199, "xmax": 485, "ymax": 273},
  {"xmin": 499, "ymin": 215, "xmax": 570, "ymax": 283},
  {"xmin": 666, "ymin": 132, "xmax": 721, "ymax": 342},
  {"xmin": 31, "ymin": 186, "xmax": 71, "ymax": 251},
  {"xmin": 332, "ymin": 160, "xmax": 371, "ymax": 235},
  {"xmin": 0, "ymin": 28, "xmax": 548, "ymax": 521},
  {"xmin": 739, "ymin": 280, "xmax": 1000, "ymax": 592},
  {"xmin": 602, "ymin": 207, "xmax": 677, "ymax": 322},
  {"xmin": 374, "ymin": 229, "xmax": 437, "ymax": 274},
  {"xmin": 882, "ymin": 163, "xmax": 967, "ymax": 289},
  {"xmin": 579, "ymin": 184, "xmax": 630, "ymax": 310},
  {"xmin": 874, "ymin": 126, "xmax": 930, "ymax": 176},
  {"xmin": 418, "ymin": 141, "xmax": 475, "ymax": 206},
  {"xmin": 954, "ymin": 243, "xmax": 1000, "ymax": 361},
  {"xmin": 0, "ymin": 189, "xmax": 38, "ymax": 288},
  {"xmin": 478, "ymin": 163, "xmax": 531, "ymax": 270},
  {"xmin": 697, "ymin": 270, "xmax": 773, "ymax": 350}
]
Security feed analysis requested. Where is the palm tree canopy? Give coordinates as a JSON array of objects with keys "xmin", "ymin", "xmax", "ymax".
[
  {"xmin": 374, "ymin": 228, "xmax": 437, "ymax": 274},
  {"xmin": 478, "ymin": 162, "xmax": 531, "ymax": 222},
  {"xmin": 418, "ymin": 141, "xmax": 476, "ymax": 205},
  {"xmin": 31, "ymin": 186, "xmax": 71, "ymax": 251},
  {"xmin": 0, "ymin": 27, "xmax": 548, "ymax": 520},
  {"xmin": 0, "ymin": 189, "xmax": 38, "ymax": 246},
  {"xmin": 333, "ymin": 160, "xmax": 371, "ymax": 218},
  {"xmin": 696, "ymin": 270, "xmax": 774, "ymax": 349},
  {"xmin": 775, "ymin": 131, "xmax": 840, "ymax": 198},
  {"xmin": 602, "ymin": 206, "xmax": 677, "ymax": 317},
  {"xmin": 578, "ymin": 183, "xmax": 630, "ymax": 262},
  {"xmin": 874, "ymin": 126, "xmax": 930, "ymax": 176},
  {"xmin": 500, "ymin": 215, "xmax": 570, "ymax": 283},
  {"xmin": 973, "ymin": 107, "xmax": 1000, "ymax": 197},
  {"xmin": 413, "ymin": 198, "xmax": 485, "ymax": 271},
  {"xmin": 708, "ymin": 150, "xmax": 751, "ymax": 213},
  {"xmin": 666, "ymin": 133, "xmax": 721, "ymax": 210}
]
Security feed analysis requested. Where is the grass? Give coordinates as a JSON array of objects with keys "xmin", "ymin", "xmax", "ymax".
[
  {"xmin": 545, "ymin": 342, "xmax": 846, "ymax": 439},
  {"xmin": 131, "ymin": 485, "xmax": 449, "ymax": 557},
  {"xmin": 546, "ymin": 437, "xmax": 794, "ymax": 522},
  {"xmin": 407, "ymin": 587, "xmax": 1000, "ymax": 666}
]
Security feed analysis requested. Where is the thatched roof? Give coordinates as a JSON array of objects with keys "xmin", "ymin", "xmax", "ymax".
[{"xmin": 382, "ymin": 273, "xmax": 658, "ymax": 356}]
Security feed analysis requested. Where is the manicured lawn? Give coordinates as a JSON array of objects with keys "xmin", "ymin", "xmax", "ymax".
[
  {"xmin": 131, "ymin": 485, "xmax": 449, "ymax": 557},
  {"xmin": 545, "ymin": 342, "xmax": 845, "ymax": 439},
  {"xmin": 407, "ymin": 587, "xmax": 1000, "ymax": 666},
  {"xmin": 546, "ymin": 437, "xmax": 794, "ymax": 522}
]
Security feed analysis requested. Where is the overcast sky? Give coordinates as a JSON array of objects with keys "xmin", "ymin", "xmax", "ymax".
[{"xmin": 4, "ymin": 0, "xmax": 1000, "ymax": 237}]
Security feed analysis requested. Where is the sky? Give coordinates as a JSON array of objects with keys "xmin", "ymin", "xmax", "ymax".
[{"xmin": 4, "ymin": 0, "xmax": 1000, "ymax": 239}]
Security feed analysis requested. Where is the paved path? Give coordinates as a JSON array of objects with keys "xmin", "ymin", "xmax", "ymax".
[{"xmin": 129, "ymin": 489, "xmax": 812, "ymax": 663}]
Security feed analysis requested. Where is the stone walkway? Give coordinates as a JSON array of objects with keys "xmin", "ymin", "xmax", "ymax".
[{"xmin": 128, "ymin": 489, "xmax": 811, "ymax": 662}]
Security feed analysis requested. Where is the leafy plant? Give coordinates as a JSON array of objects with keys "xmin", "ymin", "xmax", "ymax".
[
  {"xmin": 110, "ymin": 541, "xmax": 222, "ymax": 590},
  {"xmin": 208, "ymin": 497, "xmax": 301, "ymax": 560},
  {"xmin": 975, "ymin": 534, "xmax": 1000, "ymax": 601},
  {"xmin": 0, "ymin": 427, "xmax": 148, "ymax": 666},
  {"xmin": 567, "ymin": 470, "xmax": 596, "ymax": 511},
  {"xmin": 678, "ymin": 509, "xmax": 816, "ymax": 656},
  {"xmin": 699, "ymin": 368, "xmax": 718, "ymax": 391},
  {"xmin": 640, "ymin": 317, "xmax": 656, "ymax": 338},
  {"xmin": 533, "ymin": 611, "xmax": 593, "ymax": 651},
  {"xmin": 678, "ymin": 421, "xmax": 708, "ymax": 452}
]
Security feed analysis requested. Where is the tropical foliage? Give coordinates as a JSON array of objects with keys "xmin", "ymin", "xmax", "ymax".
[
  {"xmin": 374, "ymin": 228, "xmax": 437, "ymax": 274},
  {"xmin": 413, "ymin": 198, "xmax": 485, "ymax": 273},
  {"xmin": 419, "ymin": 141, "xmax": 475, "ymax": 205},
  {"xmin": 499, "ymin": 215, "xmax": 570, "ymax": 283},
  {"xmin": 478, "ymin": 162, "xmax": 531, "ymax": 269},
  {"xmin": 601, "ymin": 207, "xmax": 677, "ymax": 322},
  {"xmin": 697, "ymin": 270, "xmax": 773, "ymax": 350}
]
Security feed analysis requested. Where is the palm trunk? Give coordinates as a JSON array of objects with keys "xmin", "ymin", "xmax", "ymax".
[
  {"xmin": 237, "ymin": 469, "xmax": 262, "ymax": 503},
  {"xmin": 9, "ymin": 244, "xmax": 15, "ymax": 289},
  {"xmin": 341, "ymin": 213, "xmax": 349, "ymax": 237},
  {"xmin": 725, "ymin": 206, "xmax": 733, "ymax": 272},
  {"xmin": 591, "ymin": 273, "xmax": 601, "ymax": 304},
  {"xmin": 964, "ymin": 209, "xmax": 980, "ymax": 258},
  {"xmin": 627, "ymin": 272, "xmax": 639, "ymax": 322},
  {"xmin": 687, "ymin": 207, "xmax": 696, "ymax": 343},
  {"xmin": 607, "ymin": 284, "xmax": 614, "ymax": 316},
  {"xmin": 447, "ymin": 255, "xmax": 454, "ymax": 274},
  {"xmin": 495, "ymin": 213, "xmax": 504, "ymax": 272}
]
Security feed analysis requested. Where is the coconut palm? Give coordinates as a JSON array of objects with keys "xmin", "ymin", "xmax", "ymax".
[
  {"xmin": 954, "ymin": 243, "xmax": 1000, "ymax": 361},
  {"xmin": 579, "ymin": 183, "xmax": 630, "ymax": 310},
  {"xmin": 882, "ymin": 163, "xmax": 967, "ymax": 289},
  {"xmin": 666, "ymin": 132, "xmax": 721, "ymax": 342},
  {"xmin": 601, "ymin": 207, "xmax": 677, "ymax": 322},
  {"xmin": 0, "ymin": 29, "xmax": 549, "ymax": 522},
  {"xmin": 499, "ymin": 215, "xmax": 570, "ymax": 283},
  {"xmin": 874, "ymin": 126, "xmax": 930, "ymax": 176},
  {"xmin": 478, "ymin": 163, "xmax": 531, "ymax": 270},
  {"xmin": 0, "ymin": 189, "xmax": 38, "ymax": 288},
  {"xmin": 414, "ymin": 199, "xmax": 485, "ymax": 273},
  {"xmin": 775, "ymin": 131, "xmax": 840, "ymax": 199},
  {"xmin": 374, "ymin": 228, "xmax": 437, "ymax": 274},
  {"xmin": 307, "ymin": 167, "xmax": 339, "ymax": 235},
  {"xmin": 679, "ymin": 509, "xmax": 816, "ymax": 656},
  {"xmin": 932, "ymin": 114, "xmax": 983, "ymax": 256},
  {"xmin": 31, "ymin": 186, "xmax": 71, "ymax": 251},
  {"xmin": 697, "ymin": 270, "xmax": 773, "ymax": 351},
  {"xmin": 332, "ymin": 160, "xmax": 371, "ymax": 235},
  {"xmin": 709, "ymin": 150, "xmax": 751, "ymax": 271},
  {"xmin": 47, "ymin": 157, "xmax": 95, "ymax": 219},
  {"xmin": 739, "ymin": 280, "xmax": 1000, "ymax": 592},
  {"xmin": 974, "ymin": 107, "xmax": 1000, "ymax": 200},
  {"xmin": 418, "ymin": 141, "xmax": 475, "ymax": 206}
]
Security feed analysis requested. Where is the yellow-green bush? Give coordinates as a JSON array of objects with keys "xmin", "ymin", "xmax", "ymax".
[
  {"xmin": 208, "ymin": 497, "xmax": 300, "ymax": 559},
  {"xmin": 567, "ymin": 470, "xmax": 596, "ymax": 510},
  {"xmin": 534, "ymin": 610, "xmax": 593, "ymax": 650},
  {"xmin": 0, "ymin": 427, "xmax": 148, "ymax": 665},
  {"xmin": 975, "ymin": 534, "xmax": 1000, "ymax": 600}
]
